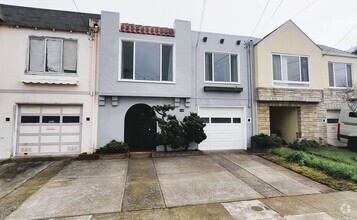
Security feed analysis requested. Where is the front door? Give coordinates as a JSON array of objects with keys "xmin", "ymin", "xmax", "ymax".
[{"xmin": 124, "ymin": 104, "xmax": 157, "ymax": 152}]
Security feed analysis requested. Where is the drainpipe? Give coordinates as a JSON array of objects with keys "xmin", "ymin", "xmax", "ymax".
[{"xmin": 245, "ymin": 40, "xmax": 257, "ymax": 143}]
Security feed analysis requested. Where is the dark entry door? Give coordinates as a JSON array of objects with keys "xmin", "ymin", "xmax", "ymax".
[{"xmin": 125, "ymin": 104, "xmax": 157, "ymax": 152}]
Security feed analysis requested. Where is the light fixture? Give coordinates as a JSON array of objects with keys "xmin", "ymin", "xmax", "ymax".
[
  {"xmin": 236, "ymin": 40, "xmax": 241, "ymax": 45},
  {"xmin": 220, "ymin": 39, "xmax": 224, "ymax": 44},
  {"xmin": 203, "ymin": 37, "xmax": 208, "ymax": 42}
]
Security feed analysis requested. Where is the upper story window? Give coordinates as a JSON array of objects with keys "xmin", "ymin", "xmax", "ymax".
[
  {"xmin": 121, "ymin": 41, "xmax": 173, "ymax": 82},
  {"xmin": 328, "ymin": 62, "xmax": 353, "ymax": 88},
  {"xmin": 205, "ymin": 52, "xmax": 239, "ymax": 83},
  {"xmin": 28, "ymin": 37, "xmax": 78, "ymax": 74},
  {"xmin": 272, "ymin": 54, "xmax": 309, "ymax": 88}
]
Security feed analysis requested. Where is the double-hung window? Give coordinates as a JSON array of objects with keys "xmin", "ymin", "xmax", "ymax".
[
  {"xmin": 272, "ymin": 54, "xmax": 309, "ymax": 88},
  {"xmin": 205, "ymin": 52, "xmax": 239, "ymax": 83},
  {"xmin": 28, "ymin": 37, "xmax": 78, "ymax": 74},
  {"xmin": 121, "ymin": 41, "xmax": 174, "ymax": 82},
  {"xmin": 328, "ymin": 62, "xmax": 353, "ymax": 88}
]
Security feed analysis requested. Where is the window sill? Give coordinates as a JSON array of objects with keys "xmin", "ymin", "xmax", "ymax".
[
  {"xmin": 22, "ymin": 75, "xmax": 79, "ymax": 85},
  {"xmin": 26, "ymin": 71, "xmax": 78, "ymax": 77},
  {"xmin": 273, "ymin": 81, "xmax": 310, "ymax": 89},
  {"xmin": 118, "ymin": 79, "xmax": 175, "ymax": 84}
]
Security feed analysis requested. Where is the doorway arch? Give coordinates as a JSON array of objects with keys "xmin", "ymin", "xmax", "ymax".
[{"xmin": 124, "ymin": 104, "xmax": 157, "ymax": 152}]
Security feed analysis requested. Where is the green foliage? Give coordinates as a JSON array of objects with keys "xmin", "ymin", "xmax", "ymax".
[
  {"xmin": 251, "ymin": 133, "xmax": 282, "ymax": 148},
  {"xmin": 287, "ymin": 151, "xmax": 305, "ymax": 166},
  {"xmin": 288, "ymin": 139, "xmax": 320, "ymax": 151},
  {"xmin": 271, "ymin": 147, "xmax": 357, "ymax": 181},
  {"xmin": 182, "ymin": 113, "xmax": 207, "ymax": 149},
  {"xmin": 96, "ymin": 140, "xmax": 128, "ymax": 154},
  {"xmin": 152, "ymin": 105, "xmax": 207, "ymax": 151}
]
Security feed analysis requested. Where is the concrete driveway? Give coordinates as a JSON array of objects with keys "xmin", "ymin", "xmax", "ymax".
[{"xmin": 1, "ymin": 151, "xmax": 356, "ymax": 220}]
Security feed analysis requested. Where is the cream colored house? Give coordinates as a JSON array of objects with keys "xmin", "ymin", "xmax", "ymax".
[
  {"xmin": 0, "ymin": 4, "xmax": 100, "ymax": 158},
  {"xmin": 254, "ymin": 20, "xmax": 357, "ymax": 145}
]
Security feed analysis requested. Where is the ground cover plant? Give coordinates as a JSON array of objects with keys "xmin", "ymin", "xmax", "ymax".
[{"xmin": 261, "ymin": 146, "xmax": 357, "ymax": 191}]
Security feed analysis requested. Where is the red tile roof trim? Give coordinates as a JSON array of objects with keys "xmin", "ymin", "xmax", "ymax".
[{"xmin": 120, "ymin": 23, "xmax": 175, "ymax": 37}]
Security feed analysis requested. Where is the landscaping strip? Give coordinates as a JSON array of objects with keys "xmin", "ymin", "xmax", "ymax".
[{"xmin": 260, "ymin": 154, "xmax": 357, "ymax": 191}]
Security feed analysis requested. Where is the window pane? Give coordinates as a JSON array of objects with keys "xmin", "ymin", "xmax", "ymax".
[
  {"xmin": 46, "ymin": 39, "xmax": 62, "ymax": 72},
  {"xmin": 63, "ymin": 116, "xmax": 80, "ymax": 123},
  {"xmin": 162, "ymin": 45, "xmax": 173, "ymax": 81},
  {"xmin": 21, "ymin": 116, "xmax": 40, "ymax": 123},
  {"xmin": 205, "ymin": 53, "xmax": 213, "ymax": 81},
  {"xmin": 272, "ymin": 55, "xmax": 281, "ymax": 80},
  {"xmin": 42, "ymin": 116, "xmax": 60, "ymax": 123},
  {"xmin": 347, "ymin": 64, "xmax": 352, "ymax": 87},
  {"xmin": 135, "ymin": 42, "xmax": 160, "ymax": 81},
  {"xmin": 211, "ymin": 118, "xmax": 231, "ymax": 123},
  {"xmin": 201, "ymin": 117, "xmax": 209, "ymax": 123},
  {"xmin": 122, "ymin": 41, "xmax": 134, "ymax": 79},
  {"xmin": 29, "ymin": 38, "xmax": 45, "ymax": 72},
  {"xmin": 328, "ymin": 62, "xmax": 334, "ymax": 87},
  {"xmin": 334, "ymin": 63, "xmax": 347, "ymax": 87},
  {"xmin": 300, "ymin": 57, "xmax": 309, "ymax": 82},
  {"xmin": 231, "ymin": 55, "xmax": 238, "ymax": 82},
  {"xmin": 214, "ymin": 53, "xmax": 230, "ymax": 82},
  {"xmin": 233, "ymin": 118, "xmax": 241, "ymax": 123},
  {"xmin": 63, "ymin": 40, "xmax": 77, "ymax": 73},
  {"xmin": 282, "ymin": 56, "xmax": 300, "ymax": 81}
]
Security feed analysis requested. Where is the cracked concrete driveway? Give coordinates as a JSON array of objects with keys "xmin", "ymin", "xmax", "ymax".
[{"xmin": 1, "ymin": 151, "xmax": 356, "ymax": 220}]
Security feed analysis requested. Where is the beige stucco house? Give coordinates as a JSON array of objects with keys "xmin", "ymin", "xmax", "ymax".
[{"xmin": 254, "ymin": 20, "xmax": 357, "ymax": 145}]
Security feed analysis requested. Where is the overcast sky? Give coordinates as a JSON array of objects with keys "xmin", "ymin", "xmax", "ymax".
[{"xmin": 1, "ymin": 0, "xmax": 356, "ymax": 50}]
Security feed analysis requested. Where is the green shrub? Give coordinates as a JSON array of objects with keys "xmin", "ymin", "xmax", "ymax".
[
  {"xmin": 96, "ymin": 140, "xmax": 128, "ymax": 154},
  {"xmin": 181, "ymin": 113, "xmax": 207, "ymax": 149},
  {"xmin": 289, "ymin": 139, "xmax": 320, "ymax": 151},
  {"xmin": 251, "ymin": 133, "xmax": 282, "ymax": 148},
  {"xmin": 287, "ymin": 151, "xmax": 305, "ymax": 166}
]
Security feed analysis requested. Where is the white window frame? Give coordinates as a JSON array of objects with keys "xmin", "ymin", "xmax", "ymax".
[
  {"xmin": 328, "ymin": 62, "xmax": 354, "ymax": 89},
  {"xmin": 271, "ymin": 53, "xmax": 310, "ymax": 88},
  {"xmin": 118, "ymin": 39, "xmax": 176, "ymax": 84},
  {"xmin": 203, "ymin": 51, "xmax": 240, "ymax": 84},
  {"xmin": 26, "ymin": 36, "xmax": 78, "ymax": 76}
]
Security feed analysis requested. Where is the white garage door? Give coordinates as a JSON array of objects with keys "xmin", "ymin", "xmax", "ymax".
[
  {"xmin": 327, "ymin": 110, "xmax": 345, "ymax": 146},
  {"xmin": 17, "ymin": 105, "xmax": 82, "ymax": 156},
  {"xmin": 198, "ymin": 107, "xmax": 246, "ymax": 150}
]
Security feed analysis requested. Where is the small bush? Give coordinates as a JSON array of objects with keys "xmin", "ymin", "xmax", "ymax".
[
  {"xmin": 287, "ymin": 151, "xmax": 305, "ymax": 166},
  {"xmin": 96, "ymin": 140, "xmax": 129, "ymax": 154},
  {"xmin": 289, "ymin": 139, "xmax": 320, "ymax": 151},
  {"xmin": 182, "ymin": 113, "xmax": 207, "ymax": 148},
  {"xmin": 251, "ymin": 133, "xmax": 282, "ymax": 148}
]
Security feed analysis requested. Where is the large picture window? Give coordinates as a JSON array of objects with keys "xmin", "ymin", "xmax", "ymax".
[
  {"xmin": 205, "ymin": 52, "xmax": 239, "ymax": 83},
  {"xmin": 121, "ymin": 41, "xmax": 173, "ymax": 82},
  {"xmin": 28, "ymin": 37, "xmax": 78, "ymax": 74},
  {"xmin": 328, "ymin": 62, "xmax": 353, "ymax": 88},
  {"xmin": 272, "ymin": 54, "xmax": 309, "ymax": 88}
]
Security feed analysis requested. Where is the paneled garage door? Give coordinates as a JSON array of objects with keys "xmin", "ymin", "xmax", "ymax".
[
  {"xmin": 17, "ymin": 105, "xmax": 82, "ymax": 156},
  {"xmin": 326, "ymin": 110, "xmax": 345, "ymax": 146},
  {"xmin": 198, "ymin": 107, "xmax": 246, "ymax": 150}
]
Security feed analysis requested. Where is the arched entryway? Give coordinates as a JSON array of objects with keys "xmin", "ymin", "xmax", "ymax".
[{"xmin": 124, "ymin": 104, "xmax": 157, "ymax": 152}]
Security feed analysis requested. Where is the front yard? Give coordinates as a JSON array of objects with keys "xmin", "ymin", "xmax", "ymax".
[{"xmin": 261, "ymin": 146, "xmax": 357, "ymax": 191}]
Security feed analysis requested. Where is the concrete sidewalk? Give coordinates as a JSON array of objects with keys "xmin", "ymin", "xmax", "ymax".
[{"xmin": 2, "ymin": 151, "xmax": 356, "ymax": 220}]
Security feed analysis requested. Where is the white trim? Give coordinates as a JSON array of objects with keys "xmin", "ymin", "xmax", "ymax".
[
  {"xmin": 271, "ymin": 53, "xmax": 311, "ymax": 88},
  {"xmin": 203, "ymin": 50, "xmax": 241, "ymax": 85},
  {"xmin": 118, "ymin": 38, "xmax": 176, "ymax": 83}
]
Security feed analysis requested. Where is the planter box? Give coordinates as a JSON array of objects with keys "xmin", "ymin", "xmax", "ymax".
[
  {"xmin": 152, "ymin": 150, "xmax": 204, "ymax": 158},
  {"xmin": 99, "ymin": 153, "xmax": 128, "ymax": 160}
]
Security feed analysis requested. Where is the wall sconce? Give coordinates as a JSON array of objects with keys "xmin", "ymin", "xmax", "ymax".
[{"xmin": 203, "ymin": 37, "xmax": 208, "ymax": 42}]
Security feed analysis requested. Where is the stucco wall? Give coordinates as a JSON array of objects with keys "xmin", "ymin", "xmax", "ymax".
[
  {"xmin": 98, "ymin": 11, "xmax": 192, "ymax": 98},
  {"xmin": 254, "ymin": 21, "xmax": 323, "ymax": 89},
  {"xmin": 0, "ymin": 26, "xmax": 97, "ymax": 158}
]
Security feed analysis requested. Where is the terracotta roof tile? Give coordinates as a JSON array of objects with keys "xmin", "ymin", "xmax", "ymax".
[{"xmin": 120, "ymin": 23, "xmax": 174, "ymax": 37}]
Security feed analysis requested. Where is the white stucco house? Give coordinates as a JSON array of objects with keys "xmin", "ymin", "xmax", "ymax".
[{"xmin": 0, "ymin": 4, "xmax": 100, "ymax": 158}]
